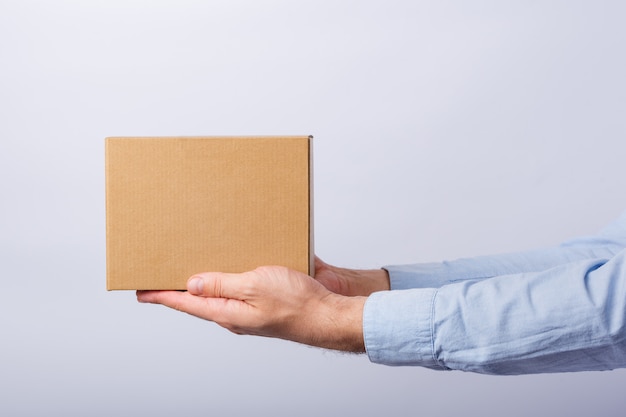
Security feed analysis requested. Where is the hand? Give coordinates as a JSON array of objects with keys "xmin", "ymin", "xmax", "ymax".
[
  {"xmin": 137, "ymin": 266, "xmax": 366, "ymax": 352},
  {"xmin": 314, "ymin": 256, "xmax": 390, "ymax": 296}
]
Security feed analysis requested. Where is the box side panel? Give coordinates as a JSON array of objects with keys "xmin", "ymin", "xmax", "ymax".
[{"xmin": 105, "ymin": 136, "xmax": 312, "ymax": 290}]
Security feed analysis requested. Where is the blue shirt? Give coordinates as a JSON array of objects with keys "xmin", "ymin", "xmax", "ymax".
[{"xmin": 362, "ymin": 211, "xmax": 626, "ymax": 374}]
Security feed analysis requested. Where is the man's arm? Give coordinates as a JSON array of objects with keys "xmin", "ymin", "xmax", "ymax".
[
  {"xmin": 138, "ymin": 212, "xmax": 626, "ymax": 373},
  {"xmin": 138, "ymin": 249, "xmax": 626, "ymax": 374}
]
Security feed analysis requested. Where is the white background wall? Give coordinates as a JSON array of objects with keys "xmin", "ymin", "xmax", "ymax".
[{"xmin": 1, "ymin": 1, "xmax": 625, "ymax": 415}]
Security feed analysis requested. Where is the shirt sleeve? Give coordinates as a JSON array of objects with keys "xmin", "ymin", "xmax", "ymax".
[{"xmin": 363, "ymin": 211, "xmax": 626, "ymax": 374}]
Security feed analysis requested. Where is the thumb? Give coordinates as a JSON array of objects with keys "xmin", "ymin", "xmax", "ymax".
[{"xmin": 187, "ymin": 272, "xmax": 243, "ymax": 299}]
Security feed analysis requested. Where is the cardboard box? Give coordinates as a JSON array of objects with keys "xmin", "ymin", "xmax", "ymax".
[{"xmin": 105, "ymin": 136, "xmax": 314, "ymax": 290}]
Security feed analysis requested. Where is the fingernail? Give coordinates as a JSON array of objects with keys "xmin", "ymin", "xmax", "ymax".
[{"xmin": 188, "ymin": 276, "xmax": 203, "ymax": 294}]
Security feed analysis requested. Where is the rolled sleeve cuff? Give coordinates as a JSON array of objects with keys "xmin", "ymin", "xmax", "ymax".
[{"xmin": 363, "ymin": 288, "xmax": 445, "ymax": 369}]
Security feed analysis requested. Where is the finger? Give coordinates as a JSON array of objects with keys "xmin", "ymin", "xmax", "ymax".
[
  {"xmin": 187, "ymin": 272, "xmax": 248, "ymax": 299},
  {"xmin": 137, "ymin": 290, "xmax": 195, "ymax": 310},
  {"xmin": 137, "ymin": 290, "xmax": 238, "ymax": 323},
  {"xmin": 137, "ymin": 290, "xmax": 177, "ymax": 304}
]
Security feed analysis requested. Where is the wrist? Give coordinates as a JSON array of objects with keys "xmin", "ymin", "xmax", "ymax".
[
  {"xmin": 314, "ymin": 293, "xmax": 366, "ymax": 352},
  {"xmin": 333, "ymin": 266, "xmax": 390, "ymax": 296}
]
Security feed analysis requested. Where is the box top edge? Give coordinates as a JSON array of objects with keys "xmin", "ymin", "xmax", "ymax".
[{"xmin": 105, "ymin": 135, "xmax": 313, "ymax": 141}]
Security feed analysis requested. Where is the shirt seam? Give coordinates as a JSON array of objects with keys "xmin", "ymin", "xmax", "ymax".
[{"xmin": 429, "ymin": 287, "xmax": 446, "ymax": 369}]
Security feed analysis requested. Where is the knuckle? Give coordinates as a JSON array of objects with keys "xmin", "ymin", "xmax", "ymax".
[
  {"xmin": 210, "ymin": 275, "xmax": 223, "ymax": 297},
  {"xmin": 253, "ymin": 265, "xmax": 272, "ymax": 275}
]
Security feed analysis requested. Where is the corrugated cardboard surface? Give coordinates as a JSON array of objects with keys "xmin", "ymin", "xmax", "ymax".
[{"xmin": 105, "ymin": 136, "xmax": 313, "ymax": 290}]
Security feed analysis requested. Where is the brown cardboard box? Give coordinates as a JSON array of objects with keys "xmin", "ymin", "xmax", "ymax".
[{"xmin": 105, "ymin": 136, "xmax": 314, "ymax": 290}]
